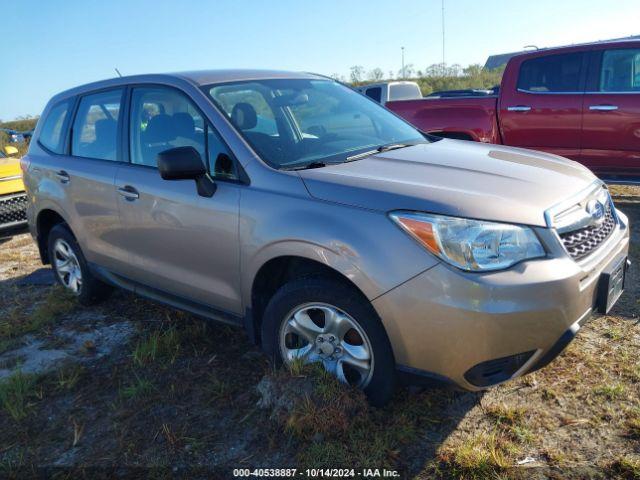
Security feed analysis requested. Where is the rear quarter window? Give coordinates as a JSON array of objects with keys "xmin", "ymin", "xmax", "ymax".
[{"xmin": 38, "ymin": 100, "xmax": 72, "ymax": 154}]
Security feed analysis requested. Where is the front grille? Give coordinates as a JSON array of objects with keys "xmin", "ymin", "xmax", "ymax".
[
  {"xmin": 559, "ymin": 202, "xmax": 616, "ymax": 260},
  {"xmin": 0, "ymin": 193, "xmax": 28, "ymax": 228}
]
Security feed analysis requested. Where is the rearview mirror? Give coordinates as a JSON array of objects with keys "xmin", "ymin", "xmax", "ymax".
[
  {"xmin": 157, "ymin": 146, "xmax": 216, "ymax": 197},
  {"xmin": 3, "ymin": 146, "xmax": 19, "ymax": 156}
]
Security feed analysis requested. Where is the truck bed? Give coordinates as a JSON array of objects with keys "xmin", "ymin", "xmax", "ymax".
[{"xmin": 386, "ymin": 96, "xmax": 501, "ymax": 144}]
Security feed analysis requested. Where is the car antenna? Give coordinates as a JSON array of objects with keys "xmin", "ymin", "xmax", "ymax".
[{"xmin": 115, "ymin": 68, "xmax": 123, "ymax": 78}]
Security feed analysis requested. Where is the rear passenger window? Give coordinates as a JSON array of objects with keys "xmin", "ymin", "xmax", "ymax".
[
  {"xmin": 39, "ymin": 100, "xmax": 72, "ymax": 154},
  {"xmin": 517, "ymin": 53, "xmax": 585, "ymax": 93},
  {"xmin": 599, "ymin": 49, "xmax": 640, "ymax": 92},
  {"xmin": 71, "ymin": 89, "xmax": 123, "ymax": 161}
]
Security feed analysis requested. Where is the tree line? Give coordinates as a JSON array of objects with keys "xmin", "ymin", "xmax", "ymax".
[{"xmin": 334, "ymin": 63, "xmax": 506, "ymax": 95}]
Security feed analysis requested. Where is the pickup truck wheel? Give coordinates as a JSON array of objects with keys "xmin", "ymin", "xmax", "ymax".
[
  {"xmin": 261, "ymin": 277, "xmax": 396, "ymax": 406},
  {"xmin": 48, "ymin": 224, "xmax": 112, "ymax": 305}
]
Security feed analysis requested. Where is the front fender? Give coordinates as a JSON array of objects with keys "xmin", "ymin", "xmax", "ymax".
[{"xmin": 242, "ymin": 239, "xmax": 379, "ymax": 308}]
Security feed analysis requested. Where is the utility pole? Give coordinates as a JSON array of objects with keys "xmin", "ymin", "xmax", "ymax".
[
  {"xmin": 441, "ymin": 0, "xmax": 445, "ymax": 75},
  {"xmin": 401, "ymin": 46, "xmax": 405, "ymax": 79}
]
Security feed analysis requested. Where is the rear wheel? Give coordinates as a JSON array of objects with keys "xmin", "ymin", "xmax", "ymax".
[
  {"xmin": 262, "ymin": 278, "xmax": 396, "ymax": 406},
  {"xmin": 48, "ymin": 224, "xmax": 112, "ymax": 305}
]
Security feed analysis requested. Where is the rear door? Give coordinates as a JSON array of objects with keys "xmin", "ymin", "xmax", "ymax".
[
  {"xmin": 498, "ymin": 51, "xmax": 587, "ymax": 160},
  {"xmin": 114, "ymin": 85, "xmax": 243, "ymax": 314},
  {"xmin": 60, "ymin": 88, "xmax": 131, "ymax": 274},
  {"xmin": 581, "ymin": 46, "xmax": 640, "ymax": 177}
]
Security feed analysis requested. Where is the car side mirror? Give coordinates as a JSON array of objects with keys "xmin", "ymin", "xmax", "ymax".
[{"xmin": 157, "ymin": 146, "xmax": 216, "ymax": 198}]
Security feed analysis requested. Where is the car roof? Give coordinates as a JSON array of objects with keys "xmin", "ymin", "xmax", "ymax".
[{"xmin": 51, "ymin": 69, "xmax": 328, "ymax": 102}]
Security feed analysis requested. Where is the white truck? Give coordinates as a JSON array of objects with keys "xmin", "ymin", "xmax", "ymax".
[{"xmin": 355, "ymin": 81, "xmax": 422, "ymax": 105}]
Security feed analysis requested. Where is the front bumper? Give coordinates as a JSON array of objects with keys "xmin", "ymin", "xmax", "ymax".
[
  {"xmin": 0, "ymin": 192, "xmax": 28, "ymax": 232},
  {"xmin": 374, "ymin": 210, "xmax": 630, "ymax": 391}
]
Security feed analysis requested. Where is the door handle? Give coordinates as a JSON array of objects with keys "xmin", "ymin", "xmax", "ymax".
[
  {"xmin": 117, "ymin": 186, "xmax": 140, "ymax": 201},
  {"xmin": 507, "ymin": 105, "xmax": 531, "ymax": 112},
  {"xmin": 55, "ymin": 170, "xmax": 70, "ymax": 183},
  {"xmin": 589, "ymin": 104, "xmax": 618, "ymax": 111}
]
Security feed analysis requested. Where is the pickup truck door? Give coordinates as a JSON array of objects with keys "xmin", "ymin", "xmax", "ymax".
[
  {"xmin": 498, "ymin": 51, "xmax": 588, "ymax": 161},
  {"xmin": 581, "ymin": 47, "xmax": 640, "ymax": 177}
]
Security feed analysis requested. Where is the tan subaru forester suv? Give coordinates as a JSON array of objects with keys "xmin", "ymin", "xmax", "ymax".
[{"xmin": 22, "ymin": 70, "xmax": 630, "ymax": 405}]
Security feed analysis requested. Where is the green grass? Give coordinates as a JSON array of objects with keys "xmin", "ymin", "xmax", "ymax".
[
  {"xmin": 438, "ymin": 432, "xmax": 519, "ymax": 479},
  {"xmin": 206, "ymin": 374, "xmax": 230, "ymax": 401},
  {"xmin": 120, "ymin": 374, "xmax": 154, "ymax": 400},
  {"xmin": 268, "ymin": 364, "xmax": 436, "ymax": 470},
  {"xmin": 608, "ymin": 455, "xmax": 640, "ymax": 479},
  {"xmin": 132, "ymin": 327, "xmax": 180, "ymax": 366},
  {"xmin": 0, "ymin": 287, "xmax": 75, "ymax": 353},
  {"xmin": 593, "ymin": 384, "xmax": 626, "ymax": 401},
  {"xmin": 0, "ymin": 371, "xmax": 40, "ymax": 421},
  {"xmin": 626, "ymin": 408, "xmax": 640, "ymax": 439},
  {"xmin": 604, "ymin": 326, "xmax": 625, "ymax": 341},
  {"xmin": 485, "ymin": 403, "xmax": 526, "ymax": 426},
  {"xmin": 54, "ymin": 365, "xmax": 84, "ymax": 391}
]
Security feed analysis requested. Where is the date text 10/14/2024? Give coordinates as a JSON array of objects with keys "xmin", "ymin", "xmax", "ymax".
[{"xmin": 233, "ymin": 468, "xmax": 401, "ymax": 477}]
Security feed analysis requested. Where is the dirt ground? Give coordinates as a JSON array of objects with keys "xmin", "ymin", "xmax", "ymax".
[{"xmin": 0, "ymin": 187, "xmax": 638, "ymax": 479}]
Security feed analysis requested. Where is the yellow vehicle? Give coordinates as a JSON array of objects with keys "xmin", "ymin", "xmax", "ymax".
[{"xmin": 0, "ymin": 145, "xmax": 27, "ymax": 232}]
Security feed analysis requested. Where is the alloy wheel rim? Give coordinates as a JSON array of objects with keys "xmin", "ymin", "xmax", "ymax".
[
  {"xmin": 53, "ymin": 239, "xmax": 82, "ymax": 294},
  {"xmin": 279, "ymin": 303, "xmax": 374, "ymax": 388}
]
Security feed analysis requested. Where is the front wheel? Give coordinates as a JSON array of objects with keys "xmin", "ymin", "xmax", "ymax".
[
  {"xmin": 261, "ymin": 278, "xmax": 396, "ymax": 406},
  {"xmin": 48, "ymin": 224, "xmax": 112, "ymax": 305}
]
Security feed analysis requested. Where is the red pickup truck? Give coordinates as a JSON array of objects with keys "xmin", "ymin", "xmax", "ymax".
[{"xmin": 386, "ymin": 40, "xmax": 640, "ymax": 179}]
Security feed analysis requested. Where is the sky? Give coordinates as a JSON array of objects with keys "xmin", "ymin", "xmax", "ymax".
[{"xmin": 2, "ymin": 0, "xmax": 639, "ymax": 120}]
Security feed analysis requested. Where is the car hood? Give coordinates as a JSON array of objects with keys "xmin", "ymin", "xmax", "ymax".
[{"xmin": 298, "ymin": 139, "xmax": 597, "ymax": 227}]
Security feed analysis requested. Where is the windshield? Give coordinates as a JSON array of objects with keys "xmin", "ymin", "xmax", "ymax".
[{"xmin": 206, "ymin": 79, "xmax": 426, "ymax": 169}]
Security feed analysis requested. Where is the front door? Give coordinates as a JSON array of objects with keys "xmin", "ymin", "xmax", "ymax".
[
  {"xmin": 581, "ymin": 47, "xmax": 640, "ymax": 177},
  {"xmin": 115, "ymin": 86, "xmax": 243, "ymax": 314},
  {"xmin": 498, "ymin": 51, "xmax": 587, "ymax": 161}
]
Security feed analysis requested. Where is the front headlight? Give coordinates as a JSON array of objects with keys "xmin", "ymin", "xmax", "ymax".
[{"xmin": 389, "ymin": 211, "xmax": 545, "ymax": 272}]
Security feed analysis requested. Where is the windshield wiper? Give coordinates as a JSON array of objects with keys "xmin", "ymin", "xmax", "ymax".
[
  {"xmin": 345, "ymin": 143, "xmax": 415, "ymax": 162},
  {"xmin": 283, "ymin": 161, "xmax": 329, "ymax": 171}
]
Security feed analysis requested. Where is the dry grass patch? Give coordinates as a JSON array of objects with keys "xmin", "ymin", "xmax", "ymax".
[
  {"xmin": 607, "ymin": 455, "xmax": 640, "ymax": 479},
  {"xmin": 437, "ymin": 431, "xmax": 520, "ymax": 479}
]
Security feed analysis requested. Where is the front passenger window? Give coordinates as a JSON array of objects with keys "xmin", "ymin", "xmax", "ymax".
[
  {"xmin": 130, "ymin": 87, "xmax": 206, "ymax": 167},
  {"xmin": 129, "ymin": 86, "xmax": 240, "ymax": 181}
]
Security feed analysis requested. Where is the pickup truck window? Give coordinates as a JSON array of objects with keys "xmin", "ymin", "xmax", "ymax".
[
  {"xmin": 600, "ymin": 49, "xmax": 640, "ymax": 92},
  {"xmin": 517, "ymin": 52, "xmax": 585, "ymax": 93},
  {"xmin": 365, "ymin": 87, "xmax": 382, "ymax": 102},
  {"xmin": 207, "ymin": 79, "xmax": 425, "ymax": 169},
  {"xmin": 388, "ymin": 83, "xmax": 422, "ymax": 101}
]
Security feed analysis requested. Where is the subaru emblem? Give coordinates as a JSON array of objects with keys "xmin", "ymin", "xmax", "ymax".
[{"xmin": 586, "ymin": 199, "xmax": 605, "ymax": 226}]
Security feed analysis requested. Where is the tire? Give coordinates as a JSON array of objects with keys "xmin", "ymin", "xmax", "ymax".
[
  {"xmin": 48, "ymin": 224, "xmax": 112, "ymax": 305},
  {"xmin": 261, "ymin": 277, "xmax": 396, "ymax": 406}
]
